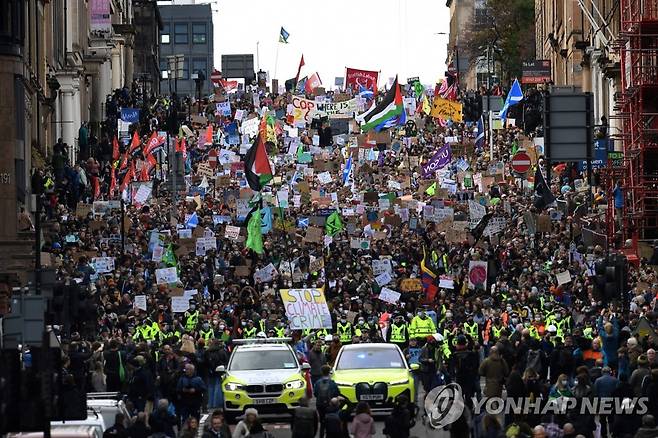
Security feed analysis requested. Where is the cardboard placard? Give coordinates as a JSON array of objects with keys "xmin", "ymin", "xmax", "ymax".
[
  {"xmin": 235, "ymin": 266, "xmax": 251, "ymax": 277},
  {"xmin": 400, "ymin": 278, "xmax": 422, "ymax": 292},
  {"xmin": 76, "ymin": 203, "xmax": 93, "ymax": 218}
]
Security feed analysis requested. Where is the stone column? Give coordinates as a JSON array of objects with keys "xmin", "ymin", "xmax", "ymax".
[
  {"xmin": 57, "ymin": 73, "xmax": 81, "ymax": 163},
  {"xmin": 124, "ymin": 44, "xmax": 134, "ymax": 89},
  {"xmin": 111, "ymin": 47, "xmax": 122, "ymax": 91}
]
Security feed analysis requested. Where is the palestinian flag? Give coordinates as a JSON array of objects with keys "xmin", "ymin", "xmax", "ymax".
[
  {"xmin": 357, "ymin": 76, "xmax": 404, "ymax": 133},
  {"xmin": 243, "ymin": 132, "xmax": 273, "ymax": 191}
]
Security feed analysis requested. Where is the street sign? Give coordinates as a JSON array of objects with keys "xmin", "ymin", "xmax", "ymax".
[
  {"xmin": 511, "ymin": 152, "xmax": 532, "ymax": 174},
  {"xmin": 521, "ymin": 60, "xmax": 552, "ymax": 84},
  {"xmin": 208, "ymin": 149, "xmax": 218, "ymax": 169},
  {"xmin": 608, "ymin": 151, "xmax": 624, "ymax": 168}
]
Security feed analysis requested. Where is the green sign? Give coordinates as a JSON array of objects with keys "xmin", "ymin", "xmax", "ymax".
[{"xmin": 608, "ymin": 151, "xmax": 624, "ymax": 168}]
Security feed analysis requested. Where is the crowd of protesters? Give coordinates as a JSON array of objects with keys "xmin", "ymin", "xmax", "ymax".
[{"xmin": 28, "ymin": 75, "xmax": 658, "ymax": 438}]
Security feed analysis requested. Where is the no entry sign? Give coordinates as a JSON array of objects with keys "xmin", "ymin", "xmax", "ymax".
[{"xmin": 511, "ymin": 152, "xmax": 532, "ymax": 174}]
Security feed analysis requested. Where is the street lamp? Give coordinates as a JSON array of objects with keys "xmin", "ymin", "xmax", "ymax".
[{"xmin": 192, "ymin": 70, "xmax": 205, "ymax": 114}]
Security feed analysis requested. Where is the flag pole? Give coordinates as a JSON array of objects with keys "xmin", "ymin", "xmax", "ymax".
[{"xmin": 274, "ymin": 42, "xmax": 280, "ymax": 81}]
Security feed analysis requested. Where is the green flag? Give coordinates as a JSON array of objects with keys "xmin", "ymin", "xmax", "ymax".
[
  {"xmin": 325, "ymin": 211, "xmax": 344, "ymax": 236},
  {"xmin": 413, "ymin": 81, "xmax": 424, "ymax": 97},
  {"xmin": 511, "ymin": 141, "xmax": 519, "ymax": 155},
  {"xmin": 162, "ymin": 243, "xmax": 177, "ymax": 267},
  {"xmin": 425, "ymin": 182, "xmax": 437, "ymax": 196},
  {"xmin": 246, "ymin": 208, "xmax": 264, "ymax": 254}
]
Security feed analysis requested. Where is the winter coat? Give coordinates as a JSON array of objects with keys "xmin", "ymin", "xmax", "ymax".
[
  {"xmin": 479, "ymin": 355, "xmax": 509, "ymax": 397},
  {"xmin": 349, "ymin": 413, "xmax": 375, "ymax": 438}
]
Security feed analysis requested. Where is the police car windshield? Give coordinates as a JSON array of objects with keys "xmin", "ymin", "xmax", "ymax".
[
  {"xmin": 230, "ymin": 350, "xmax": 298, "ymax": 370},
  {"xmin": 336, "ymin": 348, "xmax": 405, "ymax": 370}
]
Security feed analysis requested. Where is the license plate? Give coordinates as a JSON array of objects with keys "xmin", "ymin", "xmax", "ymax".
[
  {"xmin": 252, "ymin": 398, "xmax": 277, "ymax": 405},
  {"xmin": 359, "ymin": 394, "xmax": 384, "ymax": 401}
]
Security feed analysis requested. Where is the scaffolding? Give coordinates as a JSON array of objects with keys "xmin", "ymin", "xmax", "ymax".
[{"xmin": 612, "ymin": 0, "xmax": 658, "ymax": 244}]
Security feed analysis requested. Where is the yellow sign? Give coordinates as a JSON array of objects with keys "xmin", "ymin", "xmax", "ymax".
[
  {"xmin": 280, "ymin": 288, "xmax": 333, "ymax": 329},
  {"xmin": 400, "ymin": 278, "xmax": 423, "ymax": 292},
  {"xmin": 430, "ymin": 97, "xmax": 463, "ymax": 122}
]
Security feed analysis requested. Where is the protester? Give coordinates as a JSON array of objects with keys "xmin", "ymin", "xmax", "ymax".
[
  {"xmin": 349, "ymin": 402, "xmax": 375, "ymax": 438},
  {"xmin": 32, "ymin": 76, "xmax": 658, "ymax": 437},
  {"xmin": 290, "ymin": 397, "xmax": 318, "ymax": 438},
  {"xmin": 232, "ymin": 408, "xmax": 258, "ymax": 438}
]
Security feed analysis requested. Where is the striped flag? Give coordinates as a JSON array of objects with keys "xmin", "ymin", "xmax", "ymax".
[
  {"xmin": 475, "ymin": 115, "xmax": 485, "ymax": 150},
  {"xmin": 356, "ymin": 76, "xmax": 405, "ymax": 133}
]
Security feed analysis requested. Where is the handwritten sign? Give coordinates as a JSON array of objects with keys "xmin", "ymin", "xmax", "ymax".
[
  {"xmin": 92, "ymin": 257, "xmax": 115, "ymax": 274},
  {"xmin": 254, "ymin": 263, "xmax": 278, "ymax": 283},
  {"xmin": 225, "ymin": 225, "xmax": 241, "ymax": 240},
  {"xmin": 430, "ymin": 97, "xmax": 463, "ymax": 122},
  {"xmin": 280, "ymin": 288, "xmax": 333, "ymax": 329},
  {"xmin": 400, "ymin": 278, "xmax": 423, "ymax": 292},
  {"xmin": 378, "ymin": 287, "xmax": 401, "ymax": 305},
  {"xmin": 171, "ymin": 296, "xmax": 190, "ymax": 313},
  {"xmin": 134, "ymin": 295, "xmax": 147, "ymax": 311},
  {"xmin": 156, "ymin": 267, "xmax": 179, "ymax": 285}
]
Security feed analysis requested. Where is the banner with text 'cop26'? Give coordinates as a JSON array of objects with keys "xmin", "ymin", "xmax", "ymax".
[
  {"xmin": 280, "ymin": 288, "xmax": 333, "ymax": 329},
  {"xmin": 422, "ymin": 144, "xmax": 452, "ymax": 178}
]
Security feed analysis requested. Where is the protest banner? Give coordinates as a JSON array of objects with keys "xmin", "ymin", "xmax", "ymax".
[
  {"xmin": 312, "ymin": 99, "xmax": 359, "ymax": 117},
  {"xmin": 375, "ymin": 272, "xmax": 393, "ymax": 286},
  {"xmin": 134, "ymin": 295, "xmax": 147, "ymax": 311},
  {"xmin": 171, "ymin": 296, "xmax": 190, "ymax": 313},
  {"xmin": 156, "ymin": 267, "xmax": 179, "ymax": 284},
  {"xmin": 254, "ymin": 263, "xmax": 278, "ymax": 283},
  {"xmin": 280, "ymin": 288, "xmax": 333, "ymax": 329},
  {"xmin": 378, "ymin": 287, "xmax": 401, "ymax": 305},
  {"xmin": 400, "ymin": 278, "xmax": 423, "ymax": 292},
  {"xmin": 345, "ymin": 68, "xmax": 379, "ymax": 93},
  {"xmin": 430, "ymin": 97, "xmax": 463, "ymax": 122},
  {"xmin": 422, "ymin": 145, "xmax": 451, "ymax": 177},
  {"xmin": 92, "ymin": 257, "xmax": 115, "ymax": 274},
  {"xmin": 372, "ymin": 259, "xmax": 393, "ymax": 277},
  {"xmin": 225, "ymin": 225, "xmax": 241, "ymax": 240},
  {"xmin": 468, "ymin": 260, "xmax": 488, "ymax": 289}
]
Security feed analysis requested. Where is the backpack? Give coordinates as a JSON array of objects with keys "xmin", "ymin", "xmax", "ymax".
[
  {"xmin": 315, "ymin": 378, "xmax": 332, "ymax": 409},
  {"xmin": 324, "ymin": 411, "xmax": 343, "ymax": 437},
  {"xmin": 526, "ymin": 349, "xmax": 544, "ymax": 375},
  {"xmin": 292, "ymin": 407, "xmax": 316, "ymax": 438}
]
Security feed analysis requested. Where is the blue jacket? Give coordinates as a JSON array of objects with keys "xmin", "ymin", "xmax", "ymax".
[
  {"xmin": 594, "ymin": 374, "xmax": 619, "ymax": 397},
  {"xmin": 597, "ymin": 317, "xmax": 619, "ymax": 366},
  {"xmin": 312, "ymin": 377, "xmax": 339, "ymax": 399}
]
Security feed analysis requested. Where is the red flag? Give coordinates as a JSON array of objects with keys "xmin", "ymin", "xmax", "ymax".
[
  {"xmin": 143, "ymin": 131, "xmax": 158, "ymax": 155},
  {"xmin": 119, "ymin": 152, "xmax": 128, "ymax": 171},
  {"xmin": 304, "ymin": 72, "xmax": 322, "ymax": 94},
  {"xmin": 129, "ymin": 131, "xmax": 140, "ymax": 154},
  {"xmin": 345, "ymin": 68, "xmax": 379, "ymax": 94},
  {"xmin": 108, "ymin": 167, "xmax": 116, "ymax": 198},
  {"xmin": 112, "ymin": 136, "xmax": 120, "ymax": 161},
  {"xmin": 204, "ymin": 125, "xmax": 213, "ymax": 145},
  {"xmin": 120, "ymin": 161, "xmax": 135, "ymax": 192},
  {"xmin": 295, "ymin": 54, "xmax": 305, "ymax": 83},
  {"xmin": 92, "ymin": 176, "xmax": 100, "ymax": 200}
]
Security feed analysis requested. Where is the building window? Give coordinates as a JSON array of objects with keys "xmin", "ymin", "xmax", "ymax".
[
  {"xmin": 174, "ymin": 23, "xmax": 188, "ymax": 44},
  {"xmin": 192, "ymin": 23, "xmax": 206, "ymax": 44},
  {"xmin": 192, "ymin": 58, "xmax": 207, "ymax": 79},
  {"xmin": 181, "ymin": 58, "xmax": 189, "ymax": 80},
  {"xmin": 160, "ymin": 59, "xmax": 169, "ymax": 79},
  {"xmin": 161, "ymin": 24, "xmax": 170, "ymax": 44}
]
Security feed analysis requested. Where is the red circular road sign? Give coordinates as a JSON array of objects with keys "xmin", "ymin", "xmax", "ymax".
[
  {"xmin": 208, "ymin": 149, "xmax": 218, "ymax": 169},
  {"xmin": 511, "ymin": 152, "xmax": 532, "ymax": 174}
]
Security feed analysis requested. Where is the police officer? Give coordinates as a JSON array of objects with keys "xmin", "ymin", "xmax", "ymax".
[
  {"xmin": 388, "ymin": 314, "xmax": 408, "ymax": 347},
  {"xmin": 274, "ymin": 320, "xmax": 287, "ymax": 338},
  {"xmin": 242, "ymin": 320, "xmax": 257, "ymax": 339},
  {"xmin": 337, "ymin": 313, "xmax": 353, "ymax": 344},
  {"xmin": 354, "ymin": 317, "xmax": 370, "ymax": 338},
  {"xmin": 184, "ymin": 303, "xmax": 200, "ymax": 333},
  {"xmin": 409, "ymin": 310, "xmax": 436, "ymax": 340},
  {"xmin": 199, "ymin": 320, "xmax": 215, "ymax": 344}
]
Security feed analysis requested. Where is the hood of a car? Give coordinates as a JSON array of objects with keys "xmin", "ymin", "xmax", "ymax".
[
  {"xmin": 332, "ymin": 368, "xmax": 409, "ymax": 384},
  {"xmin": 227, "ymin": 369, "xmax": 302, "ymax": 384}
]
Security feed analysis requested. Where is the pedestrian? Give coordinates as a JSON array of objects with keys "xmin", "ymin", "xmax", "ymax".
[
  {"xmin": 127, "ymin": 355, "xmax": 155, "ymax": 413},
  {"xmin": 291, "ymin": 397, "xmax": 318, "ymax": 438},
  {"xmin": 150, "ymin": 399, "xmax": 178, "ymax": 438},
  {"xmin": 307, "ymin": 339, "xmax": 327, "ymax": 387},
  {"xmin": 103, "ymin": 413, "xmax": 129, "ymax": 438},
  {"xmin": 313, "ymin": 364, "xmax": 340, "ymax": 438},
  {"xmin": 127, "ymin": 412, "xmax": 151, "ymax": 438},
  {"xmin": 176, "ymin": 363, "xmax": 206, "ymax": 421},
  {"xmin": 244, "ymin": 420, "xmax": 272, "ymax": 438},
  {"xmin": 383, "ymin": 395, "xmax": 413, "ymax": 438},
  {"xmin": 479, "ymin": 346, "xmax": 509, "ymax": 398},
  {"xmin": 202, "ymin": 411, "xmax": 231, "ymax": 438},
  {"xmin": 349, "ymin": 402, "xmax": 375, "ymax": 438},
  {"xmin": 323, "ymin": 397, "xmax": 349, "ymax": 438},
  {"xmin": 232, "ymin": 408, "xmax": 258, "ymax": 438},
  {"xmin": 179, "ymin": 416, "xmax": 199, "ymax": 438},
  {"xmin": 103, "ymin": 339, "xmax": 126, "ymax": 392}
]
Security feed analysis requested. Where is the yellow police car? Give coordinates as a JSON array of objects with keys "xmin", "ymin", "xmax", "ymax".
[
  {"xmin": 218, "ymin": 338, "xmax": 310, "ymax": 422},
  {"xmin": 331, "ymin": 343, "xmax": 418, "ymax": 413}
]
